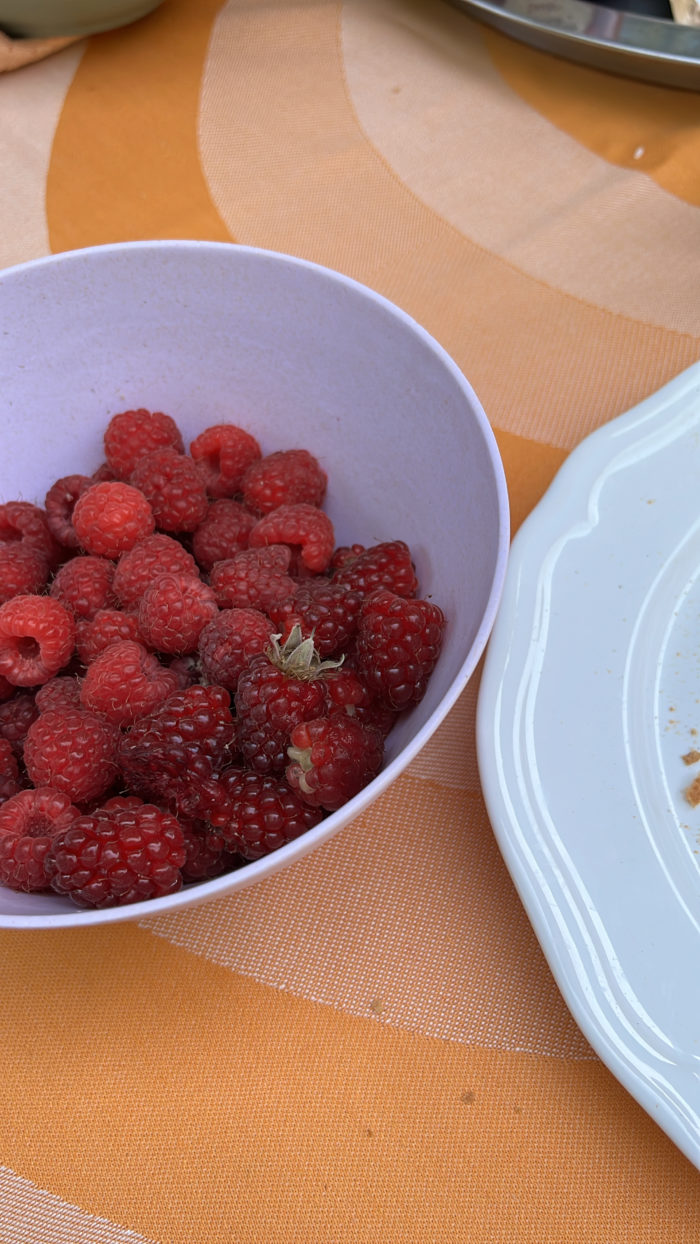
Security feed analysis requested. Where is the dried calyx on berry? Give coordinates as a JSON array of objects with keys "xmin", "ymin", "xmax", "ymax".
[{"xmin": 265, "ymin": 624, "xmax": 343, "ymax": 681}]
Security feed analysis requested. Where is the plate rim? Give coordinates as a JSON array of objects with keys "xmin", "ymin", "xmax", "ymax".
[{"xmin": 476, "ymin": 361, "xmax": 700, "ymax": 1169}]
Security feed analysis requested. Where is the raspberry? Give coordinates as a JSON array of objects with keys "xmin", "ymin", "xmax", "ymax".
[
  {"xmin": 91, "ymin": 462, "xmax": 118, "ymax": 483},
  {"xmin": 249, "ymin": 503, "xmax": 334, "ymax": 574},
  {"xmin": 191, "ymin": 499, "xmax": 257, "ymax": 571},
  {"xmin": 130, "ymin": 448, "xmax": 208, "ymax": 533},
  {"xmin": 117, "ymin": 684, "xmax": 236, "ymax": 818},
  {"xmin": 0, "ymin": 692, "xmax": 39, "ymax": 756},
  {"xmin": 0, "ymin": 737, "xmax": 21, "ymax": 805},
  {"xmin": 24, "ymin": 707, "xmax": 119, "ymax": 804},
  {"xmin": 209, "ymin": 545, "xmax": 295, "ymax": 612},
  {"xmin": 75, "ymin": 609, "xmax": 142, "ymax": 665},
  {"xmin": 0, "ymin": 677, "xmax": 14, "ymax": 704},
  {"xmin": 267, "ymin": 579, "xmax": 362, "ymax": 658},
  {"xmin": 45, "ymin": 800, "xmax": 186, "ymax": 908},
  {"xmin": 138, "ymin": 573, "xmax": 218, "ymax": 656},
  {"xmin": 355, "ymin": 589, "xmax": 446, "ymax": 709},
  {"xmin": 332, "ymin": 540, "xmax": 419, "ymax": 599},
  {"xmin": 44, "ymin": 474, "xmax": 93, "ymax": 549},
  {"xmin": 0, "ymin": 595, "xmax": 75, "ymax": 687},
  {"xmin": 167, "ymin": 654, "xmax": 200, "ymax": 689},
  {"xmin": 179, "ymin": 818, "xmax": 241, "ymax": 882},
  {"xmin": 0, "ymin": 544, "xmax": 50, "ymax": 603},
  {"xmin": 35, "ymin": 676, "xmax": 83, "ymax": 714},
  {"xmin": 112, "ymin": 534, "xmax": 199, "ymax": 609},
  {"xmin": 286, "ymin": 715, "xmax": 384, "ymax": 811},
  {"xmin": 329, "ymin": 544, "xmax": 365, "ymax": 572},
  {"xmin": 104, "ymin": 408, "xmax": 184, "ymax": 479},
  {"xmin": 80, "ymin": 640, "xmax": 178, "ymax": 726},
  {"xmin": 50, "ymin": 555, "xmax": 116, "ymax": 620},
  {"xmin": 209, "ymin": 768, "xmax": 323, "ymax": 859},
  {"xmin": 234, "ymin": 629, "xmax": 336, "ymax": 773},
  {"xmin": 197, "ymin": 608, "xmax": 273, "ymax": 692},
  {"xmin": 241, "ymin": 449, "xmax": 327, "ymax": 515},
  {"xmin": 0, "ymin": 500, "xmax": 59, "ymax": 566},
  {"xmin": 0, "ymin": 787, "xmax": 79, "ymax": 892},
  {"xmin": 72, "ymin": 481, "xmax": 155, "ymax": 559},
  {"xmin": 189, "ymin": 423, "xmax": 262, "ymax": 498},
  {"xmin": 323, "ymin": 666, "xmax": 398, "ymax": 736}
]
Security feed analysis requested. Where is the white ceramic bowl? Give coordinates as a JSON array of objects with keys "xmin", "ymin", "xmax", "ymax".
[{"xmin": 0, "ymin": 240, "xmax": 509, "ymax": 928}]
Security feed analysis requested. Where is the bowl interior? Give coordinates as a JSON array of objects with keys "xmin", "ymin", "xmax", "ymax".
[{"xmin": 0, "ymin": 241, "xmax": 508, "ymax": 925}]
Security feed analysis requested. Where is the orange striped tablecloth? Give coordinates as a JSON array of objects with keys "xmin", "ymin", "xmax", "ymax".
[{"xmin": 1, "ymin": 1, "xmax": 700, "ymax": 1239}]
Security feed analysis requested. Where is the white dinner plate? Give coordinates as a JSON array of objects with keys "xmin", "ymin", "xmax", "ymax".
[{"xmin": 477, "ymin": 361, "xmax": 700, "ymax": 1168}]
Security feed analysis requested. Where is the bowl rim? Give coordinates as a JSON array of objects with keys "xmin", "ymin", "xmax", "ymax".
[{"xmin": 0, "ymin": 239, "xmax": 510, "ymax": 928}]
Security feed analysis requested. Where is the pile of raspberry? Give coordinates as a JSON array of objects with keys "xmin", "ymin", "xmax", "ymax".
[{"xmin": 0, "ymin": 408, "xmax": 446, "ymax": 910}]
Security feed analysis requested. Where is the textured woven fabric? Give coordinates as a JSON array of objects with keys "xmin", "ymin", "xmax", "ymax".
[{"xmin": 1, "ymin": 0, "xmax": 699, "ymax": 1238}]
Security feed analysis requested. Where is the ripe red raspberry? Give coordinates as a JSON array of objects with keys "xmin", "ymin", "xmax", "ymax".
[
  {"xmin": 0, "ymin": 595, "xmax": 75, "ymax": 687},
  {"xmin": 249, "ymin": 503, "xmax": 334, "ymax": 574},
  {"xmin": 267, "ymin": 579, "xmax": 362, "ymax": 657},
  {"xmin": 286, "ymin": 715, "xmax": 384, "ymax": 811},
  {"xmin": 0, "ymin": 787, "xmax": 80, "ymax": 892},
  {"xmin": 209, "ymin": 545, "xmax": 295, "ymax": 612},
  {"xmin": 45, "ymin": 800, "xmax": 186, "ymax": 908},
  {"xmin": 104, "ymin": 408, "xmax": 184, "ymax": 479},
  {"xmin": 179, "ymin": 818, "xmax": 241, "ymax": 882},
  {"xmin": 50, "ymin": 555, "xmax": 116, "ymax": 620},
  {"xmin": 329, "ymin": 543, "xmax": 365, "ymax": 572},
  {"xmin": 189, "ymin": 423, "xmax": 262, "ymax": 498},
  {"xmin": 117, "ymin": 683, "xmax": 236, "ymax": 818},
  {"xmin": 0, "ymin": 500, "xmax": 60, "ymax": 566},
  {"xmin": 241, "ymin": 448, "xmax": 327, "ymax": 515},
  {"xmin": 112, "ymin": 533, "xmax": 198, "ymax": 609},
  {"xmin": 0, "ymin": 692, "xmax": 39, "ymax": 756},
  {"xmin": 209, "ymin": 768, "xmax": 323, "ymax": 859},
  {"xmin": 91, "ymin": 462, "xmax": 118, "ymax": 483},
  {"xmin": 0, "ymin": 544, "xmax": 50, "ymax": 603},
  {"xmin": 0, "ymin": 677, "xmax": 13, "ymax": 704},
  {"xmin": 35, "ymin": 676, "xmax": 82, "ymax": 715},
  {"xmin": 323, "ymin": 666, "xmax": 398, "ymax": 736},
  {"xmin": 80, "ymin": 640, "xmax": 178, "ymax": 726},
  {"xmin": 138, "ymin": 573, "xmax": 218, "ymax": 656},
  {"xmin": 75, "ymin": 609, "xmax": 142, "ymax": 665},
  {"xmin": 234, "ymin": 629, "xmax": 336, "ymax": 773},
  {"xmin": 0, "ymin": 737, "xmax": 21, "ymax": 805},
  {"xmin": 191, "ymin": 499, "xmax": 257, "ymax": 572},
  {"xmin": 332, "ymin": 540, "xmax": 419, "ymax": 599},
  {"xmin": 197, "ymin": 607, "xmax": 273, "ymax": 692},
  {"xmin": 355, "ymin": 589, "xmax": 446, "ymax": 709},
  {"xmin": 72, "ymin": 481, "xmax": 155, "ymax": 559},
  {"xmin": 24, "ymin": 707, "xmax": 119, "ymax": 804},
  {"xmin": 44, "ymin": 474, "xmax": 93, "ymax": 549},
  {"xmin": 130, "ymin": 447, "xmax": 208, "ymax": 533}
]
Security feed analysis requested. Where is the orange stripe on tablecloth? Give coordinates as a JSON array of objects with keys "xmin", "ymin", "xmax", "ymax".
[
  {"xmin": 0, "ymin": 923, "xmax": 698, "ymax": 1243},
  {"xmin": 45, "ymin": 0, "xmax": 232, "ymax": 250},
  {"xmin": 483, "ymin": 29, "xmax": 700, "ymax": 208}
]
